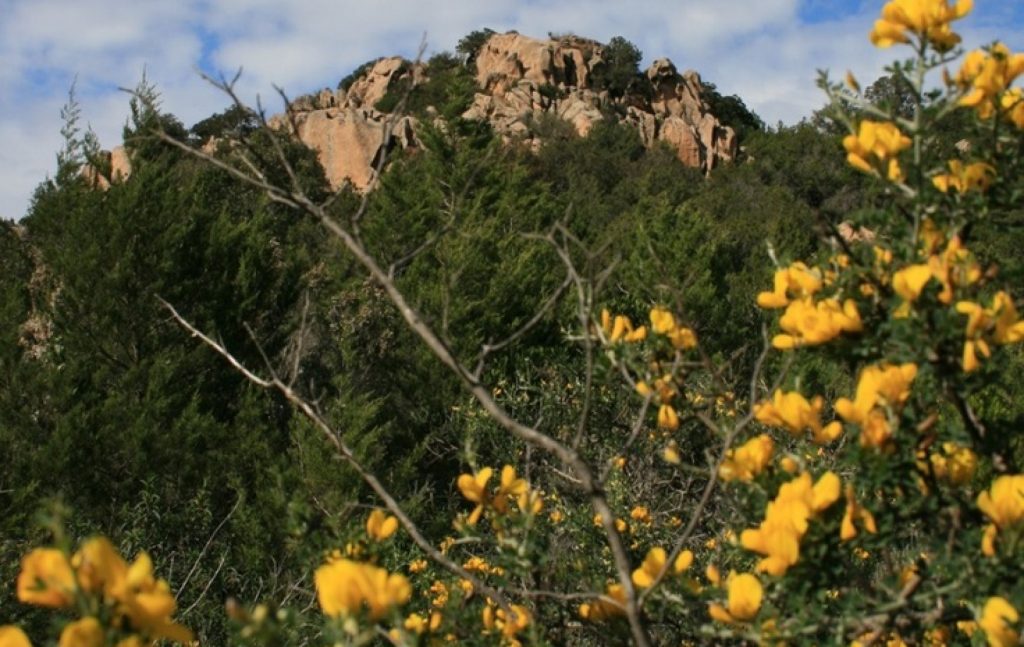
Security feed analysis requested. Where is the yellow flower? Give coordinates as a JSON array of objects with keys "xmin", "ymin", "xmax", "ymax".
[
  {"xmin": 482, "ymin": 603, "xmax": 531, "ymax": 638},
  {"xmin": 741, "ymin": 472, "xmax": 841, "ymax": 575},
  {"xmin": 649, "ymin": 307, "xmax": 698, "ymax": 349},
  {"xmin": 493, "ymin": 465, "xmax": 528, "ymax": 514},
  {"xmin": 110, "ymin": 552, "xmax": 193, "ymax": 643},
  {"xmin": 58, "ymin": 617, "xmax": 104, "ymax": 647},
  {"xmin": 708, "ymin": 572, "xmax": 763, "ymax": 623},
  {"xmin": 73, "ymin": 537, "xmax": 127, "ymax": 596},
  {"xmin": 674, "ymin": 550, "xmax": 694, "ymax": 574},
  {"xmin": 843, "ymin": 121, "xmax": 911, "ymax": 178},
  {"xmin": 409, "ymin": 559, "xmax": 428, "ymax": 573},
  {"xmin": 957, "ymin": 291, "xmax": 1024, "ymax": 372},
  {"xmin": 980, "ymin": 597, "xmax": 1020, "ymax": 647},
  {"xmin": 840, "ymin": 485, "xmax": 879, "ymax": 541},
  {"xmin": 757, "ymin": 262, "xmax": 823, "ymax": 309},
  {"xmin": 657, "ymin": 404, "xmax": 680, "ymax": 430},
  {"xmin": 718, "ymin": 434, "xmax": 775, "ymax": 482},
  {"xmin": 925, "ymin": 442, "xmax": 978, "ymax": 485},
  {"xmin": 314, "ymin": 558, "xmax": 411, "ymax": 619},
  {"xmin": 366, "ymin": 509, "xmax": 399, "ymax": 542},
  {"xmin": 893, "ymin": 263, "xmax": 934, "ymax": 304},
  {"xmin": 579, "ymin": 584, "xmax": 626, "ymax": 622},
  {"xmin": 835, "ymin": 363, "xmax": 917, "ymax": 449},
  {"xmin": 754, "ymin": 390, "xmax": 842, "ymax": 444},
  {"xmin": 663, "ymin": 442, "xmax": 682, "ymax": 464},
  {"xmin": 976, "ymin": 474, "xmax": 1024, "ymax": 556},
  {"xmin": 869, "ymin": 0, "xmax": 972, "ymax": 51},
  {"xmin": 600, "ymin": 309, "xmax": 647, "ymax": 343},
  {"xmin": 773, "ymin": 297, "xmax": 862, "ymax": 349},
  {"xmin": 705, "ymin": 564, "xmax": 721, "ymax": 585},
  {"xmin": 933, "ymin": 160, "xmax": 995, "ymax": 193},
  {"xmin": 632, "ymin": 547, "xmax": 667, "ymax": 588},
  {"xmin": 630, "ymin": 506, "xmax": 651, "ymax": 524},
  {"xmin": 457, "ymin": 467, "xmax": 493, "ymax": 525},
  {"xmin": 0, "ymin": 626, "xmax": 32, "ymax": 647},
  {"xmin": 956, "ymin": 43, "xmax": 1024, "ymax": 119},
  {"xmin": 16, "ymin": 548, "xmax": 75, "ymax": 608}
]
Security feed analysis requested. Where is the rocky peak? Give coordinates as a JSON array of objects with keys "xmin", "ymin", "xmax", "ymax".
[
  {"xmin": 89, "ymin": 31, "xmax": 740, "ymax": 193},
  {"xmin": 465, "ymin": 31, "xmax": 736, "ymax": 173}
]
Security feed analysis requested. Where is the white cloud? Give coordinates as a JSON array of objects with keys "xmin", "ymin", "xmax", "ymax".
[{"xmin": 1, "ymin": 0, "xmax": 1022, "ymax": 220}]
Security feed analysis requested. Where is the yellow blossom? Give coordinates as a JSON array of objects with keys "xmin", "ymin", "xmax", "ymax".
[
  {"xmin": 843, "ymin": 120, "xmax": 911, "ymax": 179},
  {"xmin": 58, "ymin": 617, "xmax": 104, "ymax": 647},
  {"xmin": 925, "ymin": 442, "xmax": 978, "ymax": 485},
  {"xmin": 630, "ymin": 506, "xmax": 651, "ymax": 524},
  {"xmin": 869, "ymin": 0, "xmax": 972, "ymax": 51},
  {"xmin": 933, "ymin": 160, "xmax": 995, "ymax": 193},
  {"xmin": 658, "ymin": 404, "xmax": 680, "ymax": 430},
  {"xmin": 457, "ymin": 467, "xmax": 493, "ymax": 525},
  {"xmin": 632, "ymin": 547, "xmax": 667, "ymax": 588},
  {"xmin": 649, "ymin": 307, "xmax": 698, "ymax": 349},
  {"xmin": 976, "ymin": 474, "xmax": 1024, "ymax": 556},
  {"xmin": 754, "ymin": 390, "xmax": 842, "ymax": 444},
  {"xmin": 0, "ymin": 627, "xmax": 32, "ymax": 647},
  {"xmin": 835, "ymin": 363, "xmax": 917, "ymax": 448},
  {"xmin": 741, "ymin": 472, "xmax": 841, "ymax": 575},
  {"xmin": 579, "ymin": 584, "xmax": 626, "ymax": 622},
  {"xmin": 600, "ymin": 309, "xmax": 647, "ymax": 343},
  {"xmin": 757, "ymin": 262, "xmax": 823, "ymax": 309},
  {"xmin": 409, "ymin": 559, "xmax": 428, "ymax": 573},
  {"xmin": 366, "ymin": 509, "xmax": 399, "ymax": 542},
  {"xmin": 109, "ymin": 552, "xmax": 193, "ymax": 643},
  {"xmin": 494, "ymin": 465, "xmax": 528, "ymax": 514},
  {"xmin": 483, "ymin": 603, "xmax": 531, "ymax": 639},
  {"xmin": 663, "ymin": 441, "xmax": 682, "ymax": 464},
  {"xmin": 773, "ymin": 297, "xmax": 862, "ymax": 349},
  {"xmin": 16, "ymin": 548, "xmax": 75, "ymax": 609},
  {"xmin": 956, "ymin": 42, "xmax": 1024, "ymax": 119},
  {"xmin": 980, "ymin": 597, "xmax": 1020, "ymax": 647},
  {"xmin": 674, "ymin": 550, "xmax": 694, "ymax": 574},
  {"xmin": 718, "ymin": 434, "xmax": 775, "ymax": 482},
  {"xmin": 840, "ymin": 485, "xmax": 879, "ymax": 541},
  {"xmin": 315, "ymin": 558, "xmax": 411, "ymax": 619},
  {"xmin": 708, "ymin": 572, "xmax": 763, "ymax": 624}
]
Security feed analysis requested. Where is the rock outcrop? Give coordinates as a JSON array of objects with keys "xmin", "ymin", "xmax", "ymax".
[
  {"xmin": 92, "ymin": 31, "xmax": 739, "ymax": 192},
  {"xmin": 274, "ymin": 31, "xmax": 736, "ymax": 188},
  {"xmin": 463, "ymin": 32, "xmax": 736, "ymax": 173}
]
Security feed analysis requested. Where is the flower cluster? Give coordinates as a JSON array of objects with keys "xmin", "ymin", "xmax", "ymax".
[
  {"xmin": 717, "ymin": 434, "xmax": 774, "ymax": 482},
  {"xmin": 456, "ymin": 465, "xmax": 539, "ymax": 526},
  {"xmin": 631, "ymin": 546, "xmax": 694, "ymax": 588},
  {"xmin": 740, "ymin": 471, "xmax": 841, "ymax": 575},
  {"xmin": 843, "ymin": 120, "xmax": 912, "ymax": 181},
  {"xmin": 754, "ymin": 390, "xmax": 843, "ymax": 445},
  {"xmin": 834, "ymin": 363, "xmax": 917, "ymax": 448},
  {"xmin": 314, "ymin": 557, "xmax": 411, "ymax": 619},
  {"xmin": 977, "ymin": 474, "xmax": 1024, "ymax": 557},
  {"xmin": 955, "ymin": 42, "xmax": 1024, "ymax": 124},
  {"xmin": 869, "ymin": 0, "xmax": 972, "ymax": 51},
  {"xmin": 708, "ymin": 572, "xmax": 763, "ymax": 624},
  {"xmin": 956, "ymin": 291, "xmax": 1024, "ymax": 372},
  {"xmin": 13, "ymin": 537, "xmax": 192, "ymax": 646}
]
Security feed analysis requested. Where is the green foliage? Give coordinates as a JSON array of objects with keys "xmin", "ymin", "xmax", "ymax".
[
  {"xmin": 592, "ymin": 36, "xmax": 644, "ymax": 99},
  {"xmin": 700, "ymin": 81, "xmax": 765, "ymax": 142},
  {"xmin": 456, "ymin": 28, "xmax": 496, "ymax": 66},
  {"xmin": 189, "ymin": 104, "xmax": 257, "ymax": 143}
]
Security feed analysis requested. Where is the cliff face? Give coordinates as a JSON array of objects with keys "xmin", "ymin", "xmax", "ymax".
[
  {"xmin": 464, "ymin": 33, "xmax": 736, "ymax": 173},
  {"xmin": 99, "ymin": 32, "xmax": 738, "ymax": 192}
]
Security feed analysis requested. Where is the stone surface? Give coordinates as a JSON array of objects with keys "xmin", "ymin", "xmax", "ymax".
[{"xmin": 89, "ymin": 30, "xmax": 740, "ymax": 193}]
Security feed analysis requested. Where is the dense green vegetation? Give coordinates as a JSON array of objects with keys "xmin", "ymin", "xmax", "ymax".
[{"xmin": 3, "ymin": 30, "xmax": 1022, "ymax": 646}]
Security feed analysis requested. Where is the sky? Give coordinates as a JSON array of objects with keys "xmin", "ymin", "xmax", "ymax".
[{"xmin": 1, "ymin": 0, "xmax": 1022, "ymax": 221}]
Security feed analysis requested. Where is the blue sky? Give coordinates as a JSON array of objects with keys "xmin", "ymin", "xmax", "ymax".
[{"xmin": 1, "ymin": 0, "xmax": 1022, "ymax": 220}]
